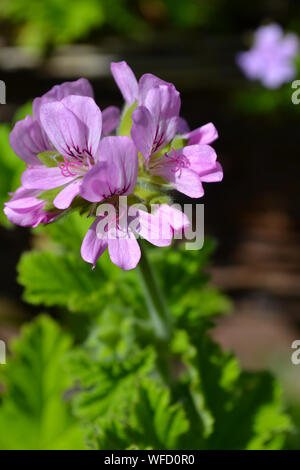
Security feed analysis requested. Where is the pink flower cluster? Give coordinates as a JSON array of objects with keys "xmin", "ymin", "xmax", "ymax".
[{"xmin": 4, "ymin": 61, "xmax": 223, "ymax": 270}]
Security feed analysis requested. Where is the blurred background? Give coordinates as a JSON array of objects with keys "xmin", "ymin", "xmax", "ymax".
[{"xmin": 0, "ymin": 0, "xmax": 300, "ymax": 446}]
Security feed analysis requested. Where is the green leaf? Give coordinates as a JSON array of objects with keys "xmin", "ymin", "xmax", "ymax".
[
  {"xmin": 172, "ymin": 330, "xmax": 292, "ymax": 450},
  {"xmin": 17, "ymin": 251, "xmax": 112, "ymax": 313},
  {"xmin": 90, "ymin": 379, "xmax": 189, "ymax": 450},
  {"xmin": 129, "ymin": 378, "xmax": 189, "ymax": 449},
  {"xmin": 37, "ymin": 211, "xmax": 93, "ymax": 252},
  {"xmin": 17, "ymin": 248, "xmax": 147, "ymax": 317},
  {"xmin": 67, "ymin": 342, "xmax": 156, "ymax": 424},
  {"xmin": 0, "ymin": 315, "xmax": 84, "ymax": 450}
]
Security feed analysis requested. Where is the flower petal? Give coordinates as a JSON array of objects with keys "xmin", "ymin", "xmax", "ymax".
[
  {"xmin": 40, "ymin": 101, "xmax": 87, "ymax": 158},
  {"xmin": 4, "ymin": 186, "xmax": 57, "ymax": 227},
  {"xmin": 143, "ymin": 85, "xmax": 180, "ymax": 154},
  {"xmin": 102, "ymin": 106, "xmax": 121, "ymax": 135},
  {"xmin": 81, "ymin": 136, "xmax": 138, "ymax": 202},
  {"xmin": 180, "ymin": 144, "xmax": 218, "ymax": 174},
  {"xmin": 280, "ymin": 33, "xmax": 299, "ymax": 58},
  {"xmin": 60, "ymin": 95, "xmax": 102, "ymax": 155},
  {"xmin": 254, "ymin": 24, "xmax": 283, "ymax": 48},
  {"xmin": 53, "ymin": 179, "xmax": 81, "ymax": 209},
  {"xmin": 184, "ymin": 122, "xmax": 218, "ymax": 145},
  {"xmin": 40, "ymin": 96, "xmax": 102, "ymax": 158},
  {"xmin": 172, "ymin": 168, "xmax": 204, "ymax": 198},
  {"xmin": 97, "ymin": 135, "xmax": 138, "ymax": 194},
  {"xmin": 135, "ymin": 209, "xmax": 173, "ymax": 247},
  {"xmin": 155, "ymin": 204, "xmax": 190, "ymax": 233},
  {"xmin": 81, "ymin": 218, "xmax": 108, "ymax": 268},
  {"xmin": 111, "ymin": 61, "xmax": 138, "ymax": 105},
  {"xmin": 9, "ymin": 116, "xmax": 49, "ymax": 166},
  {"xmin": 200, "ymin": 161, "xmax": 223, "ymax": 182},
  {"xmin": 22, "ymin": 166, "xmax": 74, "ymax": 190},
  {"xmin": 131, "ymin": 106, "xmax": 156, "ymax": 160},
  {"xmin": 144, "ymin": 84, "xmax": 180, "ymax": 123},
  {"xmin": 33, "ymin": 78, "xmax": 94, "ymax": 121},
  {"xmin": 177, "ymin": 117, "xmax": 190, "ymax": 134},
  {"xmin": 79, "ymin": 162, "xmax": 111, "ymax": 202},
  {"xmin": 138, "ymin": 73, "xmax": 170, "ymax": 104},
  {"xmin": 108, "ymin": 232, "xmax": 141, "ymax": 270}
]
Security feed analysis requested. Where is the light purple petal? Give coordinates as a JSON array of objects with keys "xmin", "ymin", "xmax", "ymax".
[
  {"xmin": 184, "ymin": 123, "xmax": 218, "ymax": 145},
  {"xmin": 138, "ymin": 73, "xmax": 170, "ymax": 104},
  {"xmin": 172, "ymin": 168, "xmax": 204, "ymax": 198},
  {"xmin": 81, "ymin": 218, "xmax": 108, "ymax": 268},
  {"xmin": 236, "ymin": 51, "xmax": 264, "ymax": 80},
  {"xmin": 111, "ymin": 61, "xmax": 138, "ymax": 105},
  {"xmin": 261, "ymin": 61, "xmax": 296, "ymax": 89},
  {"xmin": 102, "ymin": 106, "xmax": 121, "ymax": 135},
  {"xmin": 155, "ymin": 204, "xmax": 190, "ymax": 233},
  {"xmin": 97, "ymin": 135, "xmax": 138, "ymax": 195},
  {"xmin": 200, "ymin": 161, "xmax": 223, "ymax": 182},
  {"xmin": 9, "ymin": 116, "xmax": 49, "ymax": 166},
  {"xmin": 254, "ymin": 24, "xmax": 283, "ymax": 49},
  {"xmin": 61, "ymin": 95, "xmax": 102, "ymax": 156},
  {"xmin": 22, "ymin": 166, "xmax": 75, "ymax": 190},
  {"xmin": 280, "ymin": 33, "xmax": 299, "ymax": 58},
  {"xmin": 80, "ymin": 136, "xmax": 138, "ymax": 202},
  {"xmin": 4, "ymin": 204, "xmax": 43, "ymax": 227},
  {"xmin": 180, "ymin": 144, "xmax": 223, "ymax": 182},
  {"xmin": 79, "ymin": 162, "xmax": 111, "ymax": 202},
  {"xmin": 33, "ymin": 78, "xmax": 94, "ymax": 121},
  {"xmin": 40, "ymin": 101, "xmax": 88, "ymax": 158},
  {"xmin": 180, "ymin": 144, "xmax": 217, "ymax": 174},
  {"xmin": 132, "ymin": 87, "xmax": 180, "ymax": 159},
  {"xmin": 143, "ymin": 85, "xmax": 180, "ymax": 154},
  {"xmin": 131, "ymin": 106, "xmax": 156, "ymax": 160},
  {"xmin": 53, "ymin": 179, "xmax": 81, "ymax": 209},
  {"xmin": 136, "ymin": 209, "xmax": 173, "ymax": 247},
  {"xmin": 177, "ymin": 117, "xmax": 190, "ymax": 134},
  {"xmin": 4, "ymin": 186, "xmax": 58, "ymax": 227},
  {"xmin": 108, "ymin": 232, "xmax": 141, "ymax": 270},
  {"xmin": 144, "ymin": 84, "xmax": 180, "ymax": 123}
]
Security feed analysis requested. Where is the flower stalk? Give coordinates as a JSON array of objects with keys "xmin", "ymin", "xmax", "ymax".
[{"xmin": 137, "ymin": 240, "xmax": 171, "ymax": 343}]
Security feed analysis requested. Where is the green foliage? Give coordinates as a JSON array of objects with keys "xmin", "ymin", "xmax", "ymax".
[
  {"xmin": 1, "ymin": 0, "xmax": 105, "ymax": 51},
  {"xmin": 90, "ymin": 379, "xmax": 189, "ymax": 450},
  {"xmin": 172, "ymin": 330, "xmax": 292, "ymax": 449},
  {"xmin": 0, "ymin": 315, "xmax": 84, "ymax": 449},
  {"xmin": 0, "ymin": 0, "xmax": 221, "ymax": 51},
  {"xmin": 64, "ymin": 301, "xmax": 291, "ymax": 449}
]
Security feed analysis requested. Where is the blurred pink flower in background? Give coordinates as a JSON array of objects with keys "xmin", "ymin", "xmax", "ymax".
[{"xmin": 237, "ymin": 23, "xmax": 299, "ymax": 89}]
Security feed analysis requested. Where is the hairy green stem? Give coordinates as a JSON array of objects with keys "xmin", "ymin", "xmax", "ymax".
[{"xmin": 137, "ymin": 240, "xmax": 172, "ymax": 343}]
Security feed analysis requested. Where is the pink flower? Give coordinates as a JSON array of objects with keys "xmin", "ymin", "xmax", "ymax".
[
  {"xmin": 8, "ymin": 79, "xmax": 121, "ymax": 216},
  {"xmin": 80, "ymin": 136, "xmax": 174, "ymax": 270},
  {"xmin": 237, "ymin": 23, "xmax": 299, "ymax": 89},
  {"xmin": 111, "ymin": 61, "xmax": 222, "ymax": 198}
]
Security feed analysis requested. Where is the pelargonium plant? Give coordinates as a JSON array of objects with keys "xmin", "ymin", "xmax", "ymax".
[
  {"xmin": 237, "ymin": 23, "xmax": 299, "ymax": 89},
  {"xmin": 4, "ymin": 61, "xmax": 222, "ymax": 272},
  {"xmin": 1, "ymin": 62, "xmax": 293, "ymax": 451}
]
